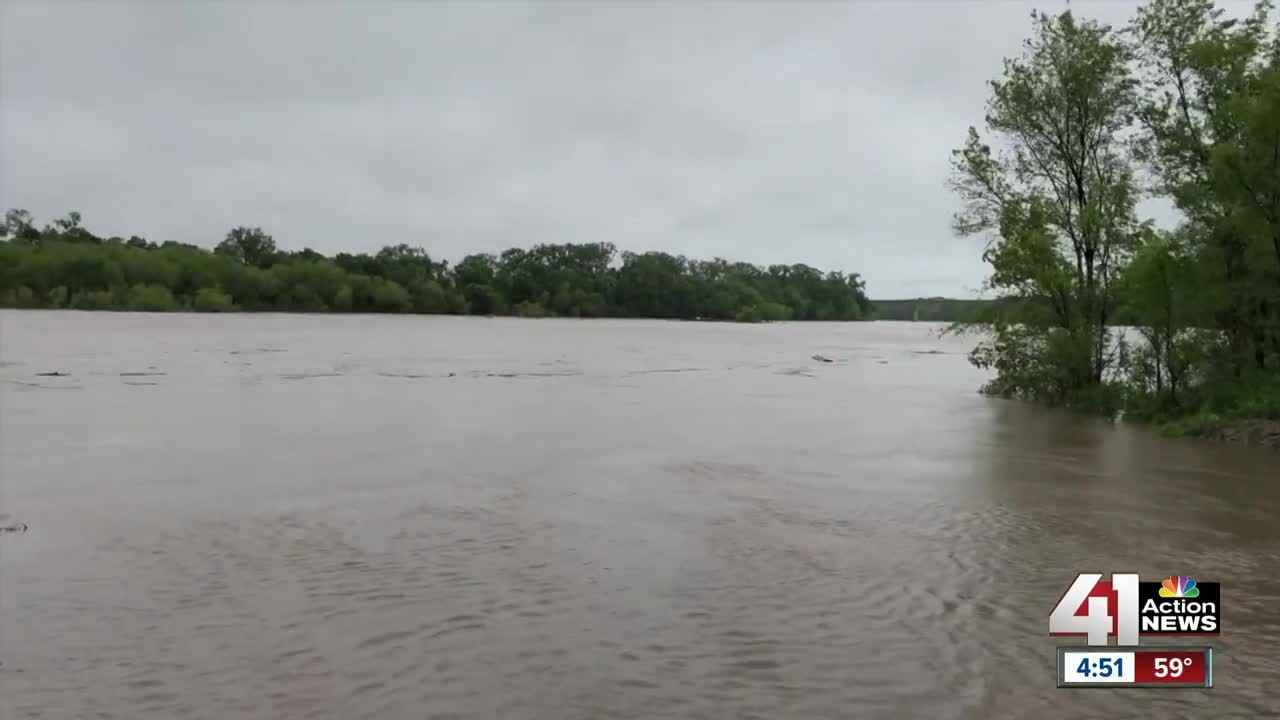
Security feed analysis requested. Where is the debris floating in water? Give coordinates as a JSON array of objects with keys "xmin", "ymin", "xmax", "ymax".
[
  {"xmin": 35, "ymin": 371, "xmax": 69, "ymax": 377},
  {"xmin": 0, "ymin": 521, "xmax": 28, "ymax": 534},
  {"xmin": 811, "ymin": 354, "xmax": 834, "ymax": 363},
  {"xmin": 778, "ymin": 368, "xmax": 817, "ymax": 378}
]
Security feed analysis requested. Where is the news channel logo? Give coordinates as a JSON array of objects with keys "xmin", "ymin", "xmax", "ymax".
[{"xmin": 1049, "ymin": 573, "xmax": 1221, "ymax": 645}]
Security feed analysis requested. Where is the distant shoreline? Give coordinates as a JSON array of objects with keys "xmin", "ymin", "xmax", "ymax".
[
  {"xmin": 2, "ymin": 211, "xmax": 873, "ymax": 323},
  {"xmin": 0, "ymin": 306, "xmax": 909, "ymax": 323}
]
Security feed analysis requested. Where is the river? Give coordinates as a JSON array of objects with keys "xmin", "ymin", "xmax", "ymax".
[{"xmin": 0, "ymin": 310, "xmax": 1276, "ymax": 719}]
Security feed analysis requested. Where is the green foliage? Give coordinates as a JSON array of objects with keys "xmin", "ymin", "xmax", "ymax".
[
  {"xmin": 735, "ymin": 302, "xmax": 793, "ymax": 323},
  {"xmin": 129, "ymin": 284, "xmax": 178, "ymax": 311},
  {"xmin": 1132, "ymin": 0, "xmax": 1280, "ymax": 371},
  {"xmin": 1, "ymin": 286, "xmax": 38, "ymax": 308},
  {"xmin": 1160, "ymin": 411, "xmax": 1227, "ymax": 437},
  {"xmin": 953, "ymin": 0, "xmax": 1280, "ymax": 436},
  {"xmin": 443, "ymin": 288, "xmax": 469, "ymax": 315},
  {"xmin": 366, "ymin": 278, "xmax": 411, "ymax": 312},
  {"xmin": 1235, "ymin": 381, "xmax": 1280, "ymax": 420},
  {"xmin": 409, "ymin": 279, "xmax": 448, "ymax": 314},
  {"xmin": 71, "ymin": 289, "xmax": 117, "ymax": 311},
  {"xmin": 513, "ymin": 301, "xmax": 548, "ymax": 318},
  {"xmin": 193, "ymin": 287, "xmax": 236, "ymax": 312},
  {"xmin": 951, "ymin": 10, "xmax": 1143, "ymax": 411},
  {"xmin": 1133, "ymin": 376, "xmax": 1280, "ymax": 440},
  {"xmin": 215, "ymin": 227, "xmax": 278, "ymax": 268},
  {"xmin": 0, "ymin": 213, "xmax": 871, "ymax": 322}
]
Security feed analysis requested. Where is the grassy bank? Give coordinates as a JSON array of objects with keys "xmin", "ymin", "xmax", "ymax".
[{"xmin": 1139, "ymin": 381, "xmax": 1280, "ymax": 448}]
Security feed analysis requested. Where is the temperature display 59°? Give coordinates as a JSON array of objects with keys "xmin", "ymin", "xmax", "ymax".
[{"xmin": 1057, "ymin": 646, "xmax": 1212, "ymax": 688}]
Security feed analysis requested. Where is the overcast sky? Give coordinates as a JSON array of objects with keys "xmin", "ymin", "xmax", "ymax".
[{"xmin": 0, "ymin": 1, "xmax": 1255, "ymax": 297}]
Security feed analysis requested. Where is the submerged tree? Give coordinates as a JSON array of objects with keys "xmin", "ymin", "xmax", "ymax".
[
  {"xmin": 951, "ymin": 10, "xmax": 1143, "ymax": 409},
  {"xmin": 947, "ymin": 0, "xmax": 1280, "ymax": 435}
]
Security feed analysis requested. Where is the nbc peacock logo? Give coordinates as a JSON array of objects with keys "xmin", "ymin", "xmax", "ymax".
[
  {"xmin": 1159, "ymin": 575, "xmax": 1200, "ymax": 598},
  {"xmin": 1140, "ymin": 573, "xmax": 1220, "ymax": 634}
]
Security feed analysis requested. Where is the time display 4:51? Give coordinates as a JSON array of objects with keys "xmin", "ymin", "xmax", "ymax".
[{"xmin": 1060, "ymin": 651, "xmax": 1136, "ymax": 685}]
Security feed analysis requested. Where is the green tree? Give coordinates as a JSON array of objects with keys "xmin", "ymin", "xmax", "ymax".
[
  {"xmin": 3, "ymin": 209, "xmax": 37, "ymax": 240},
  {"xmin": 129, "ymin": 284, "xmax": 179, "ymax": 311},
  {"xmin": 951, "ymin": 10, "xmax": 1141, "ymax": 408},
  {"xmin": 215, "ymin": 226, "xmax": 278, "ymax": 268},
  {"xmin": 1133, "ymin": 0, "xmax": 1280, "ymax": 373},
  {"xmin": 193, "ymin": 287, "xmax": 236, "ymax": 312},
  {"xmin": 118, "ymin": 248, "xmax": 179, "ymax": 288},
  {"xmin": 366, "ymin": 278, "xmax": 411, "ymax": 312},
  {"xmin": 1116, "ymin": 229, "xmax": 1206, "ymax": 414}
]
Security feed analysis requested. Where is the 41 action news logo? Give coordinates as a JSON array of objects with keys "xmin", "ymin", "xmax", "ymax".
[{"xmin": 1049, "ymin": 573, "xmax": 1221, "ymax": 645}]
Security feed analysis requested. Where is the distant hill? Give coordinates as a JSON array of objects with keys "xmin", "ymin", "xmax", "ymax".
[{"xmin": 869, "ymin": 297, "xmax": 992, "ymax": 322}]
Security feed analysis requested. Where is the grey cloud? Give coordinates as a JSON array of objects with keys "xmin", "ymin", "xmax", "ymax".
[{"xmin": 0, "ymin": 0, "xmax": 1257, "ymax": 298}]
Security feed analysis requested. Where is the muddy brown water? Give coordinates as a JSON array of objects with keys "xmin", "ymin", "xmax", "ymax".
[{"xmin": 0, "ymin": 310, "xmax": 1277, "ymax": 719}]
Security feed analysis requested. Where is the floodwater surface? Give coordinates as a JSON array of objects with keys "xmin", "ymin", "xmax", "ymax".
[{"xmin": 0, "ymin": 311, "xmax": 1277, "ymax": 719}]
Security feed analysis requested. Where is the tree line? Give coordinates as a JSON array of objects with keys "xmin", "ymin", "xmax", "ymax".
[
  {"xmin": 0, "ymin": 210, "xmax": 871, "ymax": 322},
  {"xmin": 951, "ymin": 0, "xmax": 1280, "ymax": 438}
]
